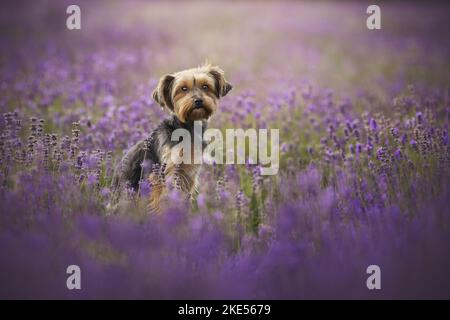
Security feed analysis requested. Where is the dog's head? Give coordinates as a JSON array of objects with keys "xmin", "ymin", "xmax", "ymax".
[{"xmin": 152, "ymin": 64, "xmax": 232, "ymax": 123}]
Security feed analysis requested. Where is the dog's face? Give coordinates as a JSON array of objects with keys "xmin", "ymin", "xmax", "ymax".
[{"xmin": 152, "ymin": 64, "xmax": 232, "ymax": 123}]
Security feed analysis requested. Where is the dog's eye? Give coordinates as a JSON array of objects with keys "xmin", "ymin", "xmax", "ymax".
[
  {"xmin": 181, "ymin": 86, "xmax": 188, "ymax": 92},
  {"xmin": 202, "ymin": 84, "xmax": 209, "ymax": 90}
]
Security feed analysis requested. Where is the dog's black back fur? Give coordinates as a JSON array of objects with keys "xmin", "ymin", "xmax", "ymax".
[{"xmin": 111, "ymin": 115, "xmax": 207, "ymax": 192}]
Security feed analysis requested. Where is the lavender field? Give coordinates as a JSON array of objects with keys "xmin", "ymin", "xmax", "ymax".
[{"xmin": 1, "ymin": 1, "xmax": 449, "ymax": 299}]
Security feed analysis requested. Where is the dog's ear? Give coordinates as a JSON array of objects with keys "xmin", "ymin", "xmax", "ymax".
[
  {"xmin": 152, "ymin": 74, "xmax": 175, "ymax": 111},
  {"xmin": 208, "ymin": 66, "xmax": 232, "ymax": 98}
]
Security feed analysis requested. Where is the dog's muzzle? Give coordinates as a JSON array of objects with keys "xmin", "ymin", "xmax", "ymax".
[{"xmin": 194, "ymin": 98, "xmax": 203, "ymax": 108}]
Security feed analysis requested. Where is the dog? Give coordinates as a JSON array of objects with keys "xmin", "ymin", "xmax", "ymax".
[{"xmin": 111, "ymin": 64, "xmax": 232, "ymax": 212}]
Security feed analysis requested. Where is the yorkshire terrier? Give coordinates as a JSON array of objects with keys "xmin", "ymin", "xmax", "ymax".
[{"xmin": 111, "ymin": 64, "xmax": 232, "ymax": 212}]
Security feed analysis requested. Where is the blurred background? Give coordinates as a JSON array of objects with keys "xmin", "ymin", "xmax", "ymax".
[{"xmin": 2, "ymin": 0, "xmax": 449, "ymax": 104}]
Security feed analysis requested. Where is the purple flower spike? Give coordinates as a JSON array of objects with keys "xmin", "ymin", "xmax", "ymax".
[
  {"xmin": 416, "ymin": 112, "xmax": 423, "ymax": 125},
  {"xmin": 410, "ymin": 139, "xmax": 418, "ymax": 150},
  {"xmin": 369, "ymin": 118, "xmax": 377, "ymax": 132},
  {"xmin": 394, "ymin": 149, "xmax": 403, "ymax": 160}
]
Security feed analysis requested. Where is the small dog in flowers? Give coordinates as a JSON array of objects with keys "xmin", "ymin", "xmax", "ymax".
[{"xmin": 112, "ymin": 63, "xmax": 232, "ymax": 212}]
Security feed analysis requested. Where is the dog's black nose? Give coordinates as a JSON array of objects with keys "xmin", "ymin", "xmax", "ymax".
[{"xmin": 194, "ymin": 99, "xmax": 203, "ymax": 107}]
